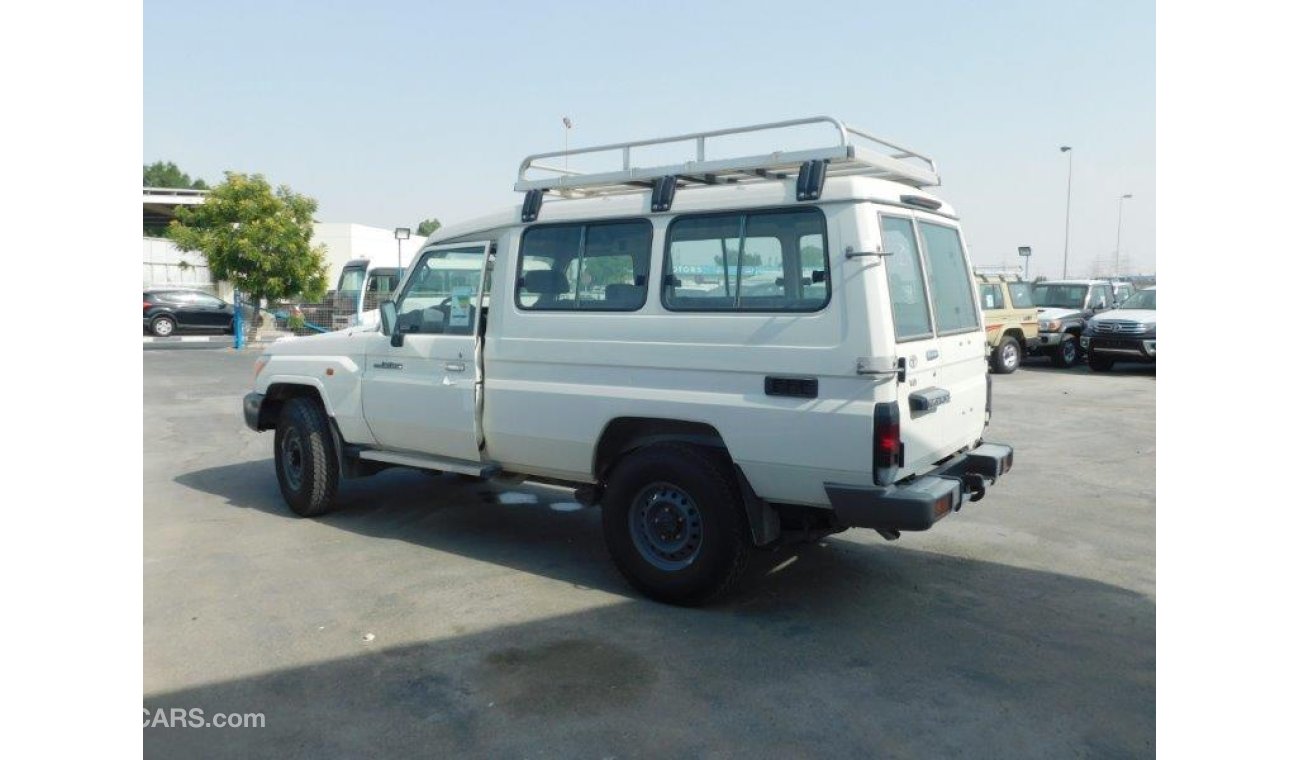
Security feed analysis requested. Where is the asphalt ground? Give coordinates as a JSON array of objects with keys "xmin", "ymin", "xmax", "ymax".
[{"xmin": 144, "ymin": 348, "xmax": 1155, "ymax": 758}]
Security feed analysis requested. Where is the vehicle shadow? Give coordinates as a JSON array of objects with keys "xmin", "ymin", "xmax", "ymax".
[
  {"xmin": 1018, "ymin": 357, "xmax": 1156, "ymax": 378},
  {"xmin": 164, "ymin": 460, "xmax": 1155, "ymax": 757}
]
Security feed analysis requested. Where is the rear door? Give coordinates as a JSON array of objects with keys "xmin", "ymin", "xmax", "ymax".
[
  {"xmin": 880, "ymin": 214, "xmax": 949, "ymax": 473},
  {"xmin": 915, "ymin": 219, "xmax": 986, "ymax": 453}
]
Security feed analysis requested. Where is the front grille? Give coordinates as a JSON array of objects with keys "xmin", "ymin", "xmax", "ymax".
[{"xmin": 1093, "ymin": 320, "xmax": 1146, "ymax": 335}]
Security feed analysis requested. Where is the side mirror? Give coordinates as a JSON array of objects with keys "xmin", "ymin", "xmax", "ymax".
[{"xmin": 380, "ymin": 301, "xmax": 404, "ymax": 347}]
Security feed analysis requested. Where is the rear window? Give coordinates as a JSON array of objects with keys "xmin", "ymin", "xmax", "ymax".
[
  {"xmin": 881, "ymin": 216, "xmax": 933, "ymax": 340},
  {"xmin": 663, "ymin": 207, "xmax": 829, "ymax": 312},
  {"xmin": 1008, "ymin": 281, "xmax": 1035, "ymax": 308},
  {"xmin": 918, "ymin": 222, "xmax": 979, "ymax": 334}
]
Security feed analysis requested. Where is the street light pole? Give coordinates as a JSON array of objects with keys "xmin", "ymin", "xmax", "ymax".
[
  {"xmin": 1115, "ymin": 193, "xmax": 1133, "ymax": 277},
  {"xmin": 562, "ymin": 116, "xmax": 573, "ymax": 172},
  {"xmin": 1060, "ymin": 146, "xmax": 1073, "ymax": 278},
  {"xmin": 394, "ymin": 227, "xmax": 411, "ymax": 273}
]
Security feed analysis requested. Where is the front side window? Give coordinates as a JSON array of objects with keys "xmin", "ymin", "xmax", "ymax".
[
  {"xmin": 881, "ymin": 216, "xmax": 932, "ymax": 340},
  {"xmin": 979, "ymin": 283, "xmax": 1005, "ymax": 310},
  {"xmin": 1087, "ymin": 286, "xmax": 1109, "ymax": 310},
  {"xmin": 918, "ymin": 222, "xmax": 979, "ymax": 334},
  {"xmin": 517, "ymin": 219, "xmax": 651, "ymax": 311},
  {"xmin": 394, "ymin": 247, "xmax": 486, "ymax": 335},
  {"xmin": 1008, "ymin": 281, "xmax": 1035, "ymax": 308},
  {"xmin": 663, "ymin": 207, "xmax": 829, "ymax": 312}
]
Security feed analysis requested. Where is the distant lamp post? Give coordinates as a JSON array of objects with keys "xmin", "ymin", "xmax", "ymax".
[
  {"xmin": 1060, "ymin": 146, "xmax": 1073, "ymax": 277},
  {"xmin": 562, "ymin": 116, "xmax": 574, "ymax": 172},
  {"xmin": 1114, "ymin": 193, "xmax": 1133, "ymax": 277},
  {"xmin": 1018, "ymin": 246, "xmax": 1033, "ymax": 280},
  {"xmin": 394, "ymin": 227, "xmax": 411, "ymax": 271}
]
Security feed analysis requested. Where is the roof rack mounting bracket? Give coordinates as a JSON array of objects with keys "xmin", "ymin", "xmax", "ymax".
[
  {"xmin": 797, "ymin": 159, "xmax": 830, "ymax": 201},
  {"xmin": 521, "ymin": 189, "xmax": 543, "ymax": 223},
  {"xmin": 651, "ymin": 175, "xmax": 678, "ymax": 213}
]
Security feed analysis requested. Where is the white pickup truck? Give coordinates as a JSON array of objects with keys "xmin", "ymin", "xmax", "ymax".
[{"xmin": 243, "ymin": 117, "xmax": 1014, "ymax": 605}]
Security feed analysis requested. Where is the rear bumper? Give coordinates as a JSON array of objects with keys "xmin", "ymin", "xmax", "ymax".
[{"xmin": 824, "ymin": 443, "xmax": 1013, "ymax": 532}]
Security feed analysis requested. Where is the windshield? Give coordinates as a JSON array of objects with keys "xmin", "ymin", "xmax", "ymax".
[
  {"xmin": 337, "ymin": 266, "xmax": 366, "ymax": 293},
  {"xmin": 1119, "ymin": 289, "xmax": 1156, "ymax": 310},
  {"xmin": 1032, "ymin": 283, "xmax": 1088, "ymax": 309}
]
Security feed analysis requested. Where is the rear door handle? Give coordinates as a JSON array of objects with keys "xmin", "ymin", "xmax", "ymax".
[{"xmin": 444, "ymin": 361, "xmax": 466, "ymax": 372}]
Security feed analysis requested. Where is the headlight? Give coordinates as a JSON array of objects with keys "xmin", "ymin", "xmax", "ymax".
[{"xmin": 1039, "ymin": 319, "xmax": 1062, "ymax": 332}]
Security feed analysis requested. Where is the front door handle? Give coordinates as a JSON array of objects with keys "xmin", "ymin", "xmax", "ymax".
[{"xmin": 444, "ymin": 361, "xmax": 466, "ymax": 373}]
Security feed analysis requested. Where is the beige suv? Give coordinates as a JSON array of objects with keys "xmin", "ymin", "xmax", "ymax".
[{"xmin": 976, "ymin": 274, "xmax": 1039, "ymax": 373}]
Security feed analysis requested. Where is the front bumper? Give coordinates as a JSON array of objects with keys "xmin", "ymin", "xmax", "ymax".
[
  {"xmin": 243, "ymin": 392, "xmax": 265, "ymax": 431},
  {"xmin": 1081, "ymin": 334, "xmax": 1156, "ymax": 360},
  {"xmin": 824, "ymin": 443, "xmax": 1014, "ymax": 532},
  {"xmin": 1037, "ymin": 331, "xmax": 1064, "ymax": 347}
]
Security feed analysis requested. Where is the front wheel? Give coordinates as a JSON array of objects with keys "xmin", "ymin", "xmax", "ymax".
[
  {"xmin": 1052, "ymin": 335, "xmax": 1080, "ymax": 367},
  {"xmin": 274, "ymin": 397, "xmax": 339, "ymax": 517},
  {"xmin": 601, "ymin": 443, "xmax": 750, "ymax": 606},
  {"xmin": 991, "ymin": 336, "xmax": 1022, "ymax": 374}
]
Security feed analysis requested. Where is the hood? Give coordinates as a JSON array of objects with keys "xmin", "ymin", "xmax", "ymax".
[
  {"xmin": 1036, "ymin": 307, "xmax": 1081, "ymax": 321},
  {"xmin": 264, "ymin": 324, "xmax": 376, "ymax": 355},
  {"xmin": 1092, "ymin": 308, "xmax": 1155, "ymax": 324}
]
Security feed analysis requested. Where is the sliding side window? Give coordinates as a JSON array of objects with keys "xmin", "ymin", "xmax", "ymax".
[{"xmin": 516, "ymin": 219, "xmax": 652, "ymax": 311}]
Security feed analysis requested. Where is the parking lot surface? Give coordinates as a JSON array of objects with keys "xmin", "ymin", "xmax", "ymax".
[{"xmin": 144, "ymin": 349, "xmax": 1155, "ymax": 757}]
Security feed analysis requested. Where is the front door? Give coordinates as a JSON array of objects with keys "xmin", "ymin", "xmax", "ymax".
[{"xmin": 361, "ymin": 242, "xmax": 492, "ymax": 460}]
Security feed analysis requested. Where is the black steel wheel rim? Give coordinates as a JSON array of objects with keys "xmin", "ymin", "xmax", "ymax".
[
  {"xmin": 629, "ymin": 482, "xmax": 703, "ymax": 571},
  {"xmin": 281, "ymin": 429, "xmax": 305, "ymax": 491}
]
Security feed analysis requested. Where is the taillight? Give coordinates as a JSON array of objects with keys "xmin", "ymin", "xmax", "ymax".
[
  {"xmin": 143, "ymin": 301, "xmax": 151, "ymax": 310},
  {"xmin": 873, "ymin": 401, "xmax": 903, "ymax": 486}
]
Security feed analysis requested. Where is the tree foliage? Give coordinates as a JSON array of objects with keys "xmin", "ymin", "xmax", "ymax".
[
  {"xmin": 144, "ymin": 160, "xmax": 208, "ymax": 189},
  {"xmin": 168, "ymin": 172, "xmax": 329, "ymax": 305},
  {"xmin": 417, "ymin": 218, "xmax": 442, "ymax": 237}
]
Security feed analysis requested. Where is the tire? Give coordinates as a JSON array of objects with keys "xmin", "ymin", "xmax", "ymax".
[
  {"xmin": 1089, "ymin": 352, "xmax": 1115, "ymax": 372},
  {"xmin": 274, "ymin": 396, "xmax": 339, "ymax": 517},
  {"xmin": 601, "ymin": 443, "xmax": 750, "ymax": 606},
  {"xmin": 991, "ymin": 336, "xmax": 1021, "ymax": 374},
  {"xmin": 150, "ymin": 315, "xmax": 176, "ymax": 337},
  {"xmin": 1052, "ymin": 335, "xmax": 1080, "ymax": 367}
]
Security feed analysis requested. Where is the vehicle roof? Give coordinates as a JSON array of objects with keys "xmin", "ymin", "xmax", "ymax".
[
  {"xmin": 1034, "ymin": 279, "xmax": 1109, "ymax": 286},
  {"xmin": 144, "ymin": 287, "xmax": 213, "ymax": 294},
  {"xmin": 425, "ymin": 175, "xmax": 955, "ymax": 245}
]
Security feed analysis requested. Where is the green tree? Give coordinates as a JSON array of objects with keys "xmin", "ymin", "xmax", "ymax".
[
  {"xmin": 417, "ymin": 218, "xmax": 442, "ymax": 236},
  {"xmin": 143, "ymin": 160, "xmax": 208, "ymax": 189},
  {"xmin": 169, "ymin": 172, "xmax": 329, "ymax": 334}
]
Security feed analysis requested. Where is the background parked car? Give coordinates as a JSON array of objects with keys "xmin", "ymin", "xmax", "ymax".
[
  {"xmin": 1082, "ymin": 286, "xmax": 1156, "ymax": 371},
  {"xmin": 143, "ymin": 288, "xmax": 236, "ymax": 336},
  {"xmin": 976, "ymin": 274, "xmax": 1039, "ymax": 374},
  {"xmin": 1029, "ymin": 279, "xmax": 1116, "ymax": 367}
]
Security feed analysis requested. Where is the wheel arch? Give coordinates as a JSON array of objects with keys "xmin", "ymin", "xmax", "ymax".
[
  {"xmin": 259, "ymin": 380, "xmax": 332, "ymax": 430},
  {"xmin": 592, "ymin": 417, "xmax": 780, "ymax": 548}
]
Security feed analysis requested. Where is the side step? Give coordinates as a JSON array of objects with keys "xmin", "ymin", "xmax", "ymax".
[{"xmin": 357, "ymin": 449, "xmax": 500, "ymax": 478}]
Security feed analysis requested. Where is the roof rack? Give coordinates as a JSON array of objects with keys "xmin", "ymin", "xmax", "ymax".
[{"xmin": 514, "ymin": 116, "xmax": 940, "ymax": 204}]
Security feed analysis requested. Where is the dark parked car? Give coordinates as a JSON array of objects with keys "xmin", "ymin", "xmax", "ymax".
[{"xmin": 143, "ymin": 289, "xmax": 235, "ymax": 337}]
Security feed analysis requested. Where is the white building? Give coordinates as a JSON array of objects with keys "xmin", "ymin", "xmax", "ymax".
[{"xmin": 143, "ymin": 188, "xmax": 426, "ymax": 299}]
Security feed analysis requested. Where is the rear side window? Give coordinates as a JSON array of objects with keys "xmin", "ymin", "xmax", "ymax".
[
  {"xmin": 1008, "ymin": 281, "xmax": 1034, "ymax": 308},
  {"xmin": 979, "ymin": 283, "xmax": 1004, "ymax": 310},
  {"xmin": 663, "ymin": 207, "xmax": 829, "ymax": 312},
  {"xmin": 881, "ymin": 216, "xmax": 932, "ymax": 340},
  {"xmin": 517, "ymin": 219, "xmax": 651, "ymax": 311},
  {"xmin": 918, "ymin": 222, "xmax": 979, "ymax": 334}
]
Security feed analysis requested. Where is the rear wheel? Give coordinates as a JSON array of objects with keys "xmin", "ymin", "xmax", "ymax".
[
  {"xmin": 274, "ymin": 397, "xmax": 339, "ymax": 517},
  {"xmin": 991, "ymin": 336, "xmax": 1021, "ymax": 374},
  {"xmin": 1052, "ymin": 335, "xmax": 1080, "ymax": 367},
  {"xmin": 1089, "ymin": 352, "xmax": 1115, "ymax": 372},
  {"xmin": 602, "ymin": 443, "xmax": 750, "ymax": 606},
  {"xmin": 150, "ymin": 315, "xmax": 176, "ymax": 337}
]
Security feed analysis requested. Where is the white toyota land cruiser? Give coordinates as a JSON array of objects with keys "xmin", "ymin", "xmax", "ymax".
[{"xmin": 243, "ymin": 117, "xmax": 1014, "ymax": 605}]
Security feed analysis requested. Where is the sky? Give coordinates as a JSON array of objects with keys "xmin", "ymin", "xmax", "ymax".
[{"xmin": 144, "ymin": 0, "xmax": 1155, "ymax": 277}]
